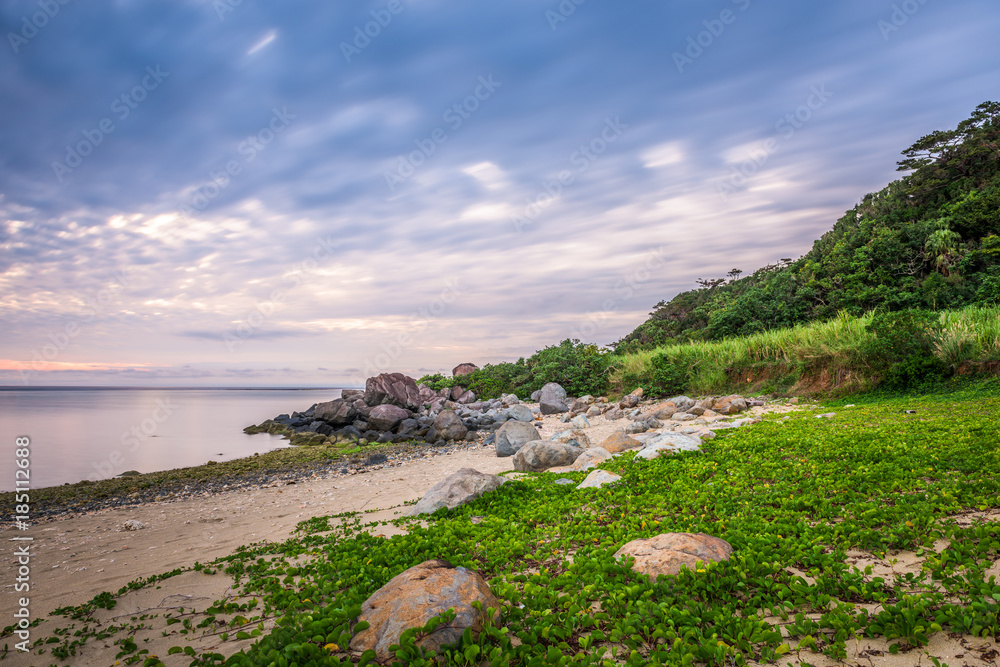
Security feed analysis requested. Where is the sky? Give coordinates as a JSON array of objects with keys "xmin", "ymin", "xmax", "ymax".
[{"xmin": 0, "ymin": 0, "xmax": 997, "ymax": 387}]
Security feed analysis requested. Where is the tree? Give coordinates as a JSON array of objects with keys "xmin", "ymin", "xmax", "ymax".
[{"xmin": 924, "ymin": 218, "xmax": 963, "ymax": 277}]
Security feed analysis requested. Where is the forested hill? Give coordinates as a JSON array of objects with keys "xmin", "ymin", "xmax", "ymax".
[{"xmin": 615, "ymin": 101, "xmax": 1000, "ymax": 353}]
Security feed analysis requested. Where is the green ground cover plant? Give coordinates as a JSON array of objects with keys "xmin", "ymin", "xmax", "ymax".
[{"xmin": 10, "ymin": 382, "xmax": 1000, "ymax": 666}]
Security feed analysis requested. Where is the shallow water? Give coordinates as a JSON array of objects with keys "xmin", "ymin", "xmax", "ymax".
[{"xmin": 0, "ymin": 387, "xmax": 344, "ymax": 491}]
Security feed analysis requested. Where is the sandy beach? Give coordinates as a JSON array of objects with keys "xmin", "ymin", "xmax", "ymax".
[{"xmin": 4, "ymin": 401, "xmax": 999, "ymax": 666}]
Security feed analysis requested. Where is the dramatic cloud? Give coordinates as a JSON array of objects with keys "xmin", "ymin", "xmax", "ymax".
[{"xmin": 1, "ymin": 0, "xmax": 997, "ymax": 385}]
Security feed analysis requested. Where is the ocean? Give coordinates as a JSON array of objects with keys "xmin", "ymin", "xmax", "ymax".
[{"xmin": 0, "ymin": 387, "xmax": 345, "ymax": 492}]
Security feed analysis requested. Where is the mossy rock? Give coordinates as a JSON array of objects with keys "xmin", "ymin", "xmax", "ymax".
[{"xmin": 290, "ymin": 432, "xmax": 328, "ymax": 447}]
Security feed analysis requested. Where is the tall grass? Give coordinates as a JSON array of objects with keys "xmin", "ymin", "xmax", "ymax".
[{"xmin": 609, "ymin": 305, "xmax": 1000, "ymax": 396}]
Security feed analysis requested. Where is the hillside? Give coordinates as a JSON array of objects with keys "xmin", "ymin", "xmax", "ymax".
[{"xmin": 615, "ymin": 101, "xmax": 1000, "ymax": 353}]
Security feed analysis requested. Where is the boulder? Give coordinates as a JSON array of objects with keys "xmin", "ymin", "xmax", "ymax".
[
  {"xmin": 653, "ymin": 407, "xmax": 676, "ymax": 420},
  {"xmin": 620, "ymin": 387, "xmax": 643, "ymax": 409},
  {"xmin": 494, "ymin": 420, "xmax": 541, "ymax": 457},
  {"xmin": 577, "ymin": 470, "xmax": 622, "ymax": 489},
  {"xmin": 548, "ymin": 429, "xmax": 592, "ymax": 449},
  {"xmin": 506, "ymin": 404, "xmax": 534, "ymax": 422},
  {"xmin": 605, "ymin": 407, "xmax": 624, "ymax": 420},
  {"xmin": 432, "ymin": 410, "xmax": 469, "ymax": 442},
  {"xmin": 500, "ymin": 393, "xmax": 520, "ymax": 407},
  {"xmin": 585, "ymin": 405, "xmax": 603, "ymax": 418},
  {"xmin": 548, "ymin": 446, "xmax": 612, "ymax": 473},
  {"xmin": 614, "ymin": 533, "xmax": 733, "ymax": 578},
  {"xmin": 673, "ymin": 412, "xmax": 697, "ymax": 421},
  {"xmin": 540, "ymin": 382, "xmax": 567, "ymax": 401},
  {"xmin": 570, "ymin": 415, "xmax": 591, "ymax": 430},
  {"xmin": 367, "ymin": 404, "xmax": 409, "ymax": 432},
  {"xmin": 539, "ymin": 382, "xmax": 569, "ymax": 415},
  {"xmin": 341, "ymin": 389, "xmax": 365, "ymax": 402},
  {"xmin": 417, "ymin": 386, "xmax": 439, "ymax": 404},
  {"xmin": 452, "ymin": 363, "xmax": 479, "ymax": 377},
  {"xmin": 665, "ymin": 395, "xmax": 696, "ymax": 411},
  {"xmin": 456, "ymin": 389, "xmax": 477, "ymax": 405},
  {"xmin": 624, "ymin": 421, "xmax": 648, "ymax": 434},
  {"xmin": 349, "ymin": 560, "xmax": 500, "ymax": 660},
  {"xmin": 642, "ymin": 432, "xmax": 701, "ymax": 453},
  {"xmin": 364, "ymin": 373, "xmax": 421, "ymax": 409},
  {"xmin": 313, "ymin": 399, "xmax": 357, "ymax": 425},
  {"xmin": 530, "ymin": 390, "xmax": 542, "ymax": 402},
  {"xmin": 512, "ymin": 440, "xmax": 583, "ymax": 472},
  {"xmin": 600, "ymin": 431, "xmax": 642, "ymax": 454},
  {"xmin": 407, "ymin": 468, "xmax": 507, "ymax": 516},
  {"xmin": 713, "ymin": 395, "xmax": 748, "ymax": 415}
]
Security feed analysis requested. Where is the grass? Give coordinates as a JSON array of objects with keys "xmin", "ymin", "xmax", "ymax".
[
  {"xmin": 8, "ymin": 380, "xmax": 1000, "ymax": 665},
  {"xmin": 610, "ymin": 305, "xmax": 1000, "ymax": 397}
]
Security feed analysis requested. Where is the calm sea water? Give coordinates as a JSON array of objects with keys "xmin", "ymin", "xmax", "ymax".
[{"xmin": 0, "ymin": 388, "xmax": 345, "ymax": 491}]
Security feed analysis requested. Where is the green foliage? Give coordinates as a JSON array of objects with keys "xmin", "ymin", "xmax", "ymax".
[
  {"xmin": 860, "ymin": 310, "xmax": 946, "ymax": 390},
  {"xmin": 422, "ymin": 340, "xmax": 613, "ymax": 399},
  {"xmin": 616, "ymin": 102, "xmax": 1000, "ymax": 351},
  {"xmin": 20, "ymin": 385, "xmax": 1000, "ymax": 665}
]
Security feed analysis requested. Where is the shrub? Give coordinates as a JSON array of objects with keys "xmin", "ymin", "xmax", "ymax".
[{"xmin": 860, "ymin": 310, "xmax": 946, "ymax": 389}]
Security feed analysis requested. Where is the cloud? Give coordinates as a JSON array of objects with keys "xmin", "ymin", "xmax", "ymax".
[{"xmin": 1, "ymin": 0, "xmax": 998, "ymax": 385}]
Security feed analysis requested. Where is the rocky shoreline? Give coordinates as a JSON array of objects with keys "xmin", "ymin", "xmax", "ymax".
[
  {"xmin": 244, "ymin": 372, "xmax": 765, "ymax": 458},
  {"xmin": 6, "ymin": 437, "xmax": 493, "ymax": 526},
  {"xmin": 12, "ymin": 372, "xmax": 769, "ymax": 526}
]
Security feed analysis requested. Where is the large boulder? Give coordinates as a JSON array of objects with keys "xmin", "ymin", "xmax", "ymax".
[
  {"xmin": 635, "ymin": 433, "xmax": 702, "ymax": 460},
  {"xmin": 548, "ymin": 429, "xmax": 592, "ymax": 449},
  {"xmin": 539, "ymin": 382, "xmax": 566, "ymax": 401},
  {"xmin": 407, "ymin": 468, "xmax": 507, "ymax": 516},
  {"xmin": 665, "ymin": 395, "xmax": 696, "ymax": 411},
  {"xmin": 367, "ymin": 404, "xmax": 409, "ymax": 432},
  {"xmin": 539, "ymin": 382, "xmax": 569, "ymax": 415},
  {"xmin": 455, "ymin": 389, "xmax": 477, "ymax": 405},
  {"xmin": 349, "ymin": 560, "xmax": 500, "ymax": 659},
  {"xmin": 364, "ymin": 373, "xmax": 421, "ymax": 409},
  {"xmin": 495, "ymin": 420, "xmax": 540, "ymax": 457},
  {"xmin": 417, "ymin": 386, "xmax": 439, "ymax": 404},
  {"xmin": 432, "ymin": 410, "xmax": 469, "ymax": 442},
  {"xmin": 512, "ymin": 440, "xmax": 583, "ymax": 472},
  {"xmin": 713, "ymin": 395, "xmax": 748, "ymax": 415},
  {"xmin": 506, "ymin": 404, "xmax": 534, "ymax": 422},
  {"xmin": 548, "ymin": 446, "xmax": 612, "ymax": 473},
  {"xmin": 614, "ymin": 533, "xmax": 733, "ymax": 578},
  {"xmin": 313, "ymin": 399, "xmax": 357, "ymax": 425},
  {"xmin": 599, "ymin": 431, "xmax": 643, "ymax": 454},
  {"xmin": 571, "ymin": 395, "xmax": 594, "ymax": 412},
  {"xmin": 341, "ymin": 389, "xmax": 365, "ymax": 402},
  {"xmin": 452, "ymin": 363, "xmax": 479, "ymax": 377}
]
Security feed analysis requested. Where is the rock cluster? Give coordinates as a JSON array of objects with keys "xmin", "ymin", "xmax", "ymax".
[{"xmin": 246, "ymin": 373, "xmax": 526, "ymax": 448}]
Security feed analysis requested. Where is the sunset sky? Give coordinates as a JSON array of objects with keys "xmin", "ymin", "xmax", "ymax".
[{"xmin": 1, "ymin": 0, "xmax": 997, "ymax": 387}]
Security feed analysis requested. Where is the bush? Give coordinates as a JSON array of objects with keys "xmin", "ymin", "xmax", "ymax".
[
  {"xmin": 419, "ymin": 341, "xmax": 613, "ymax": 400},
  {"xmin": 861, "ymin": 310, "xmax": 946, "ymax": 389}
]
